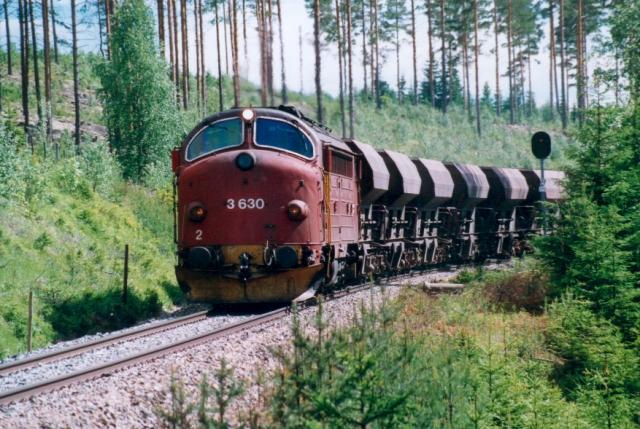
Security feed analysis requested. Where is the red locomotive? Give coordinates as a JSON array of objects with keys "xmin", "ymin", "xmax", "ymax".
[{"xmin": 171, "ymin": 106, "xmax": 564, "ymax": 303}]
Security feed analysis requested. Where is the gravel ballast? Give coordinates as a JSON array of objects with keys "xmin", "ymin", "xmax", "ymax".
[{"xmin": 0, "ymin": 265, "xmax": 492, "ymax": 428}]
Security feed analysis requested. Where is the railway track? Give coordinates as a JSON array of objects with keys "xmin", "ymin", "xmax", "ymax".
[{"xmin": 0, "ymin": 268, "xmax": 469, "ymax": 407}]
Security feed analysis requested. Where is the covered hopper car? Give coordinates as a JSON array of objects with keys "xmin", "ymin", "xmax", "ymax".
[{"xmin": 171, "ymin": 106, "xmax": 565, "ymax": 303}]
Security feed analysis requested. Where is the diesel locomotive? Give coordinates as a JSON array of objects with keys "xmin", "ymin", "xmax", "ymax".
[{"xmin": 171, "ymin": 106, "xmax": 565, "ymax": 303}]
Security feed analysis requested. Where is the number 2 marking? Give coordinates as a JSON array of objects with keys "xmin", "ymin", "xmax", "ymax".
[{"xmin": 195, "ymin": 229, "xmax": 203, "ymax": 240}]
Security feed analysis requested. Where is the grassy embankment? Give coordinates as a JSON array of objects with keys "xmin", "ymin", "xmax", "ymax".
[{"xmin": 0, "ymin": 51, "xmax": 569, "ymax": 358}]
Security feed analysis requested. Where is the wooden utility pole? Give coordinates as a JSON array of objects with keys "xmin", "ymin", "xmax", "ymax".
[
  {"xmin": 122, "ymin": 245, "xmax": 129, "ymax": 304},
  {"xmin": 71, "ymin": 0, "xmax": 80, "ymax": 152},
  {"xmin": 27, "ymin": 289, "xmax": 33, "ymax": 352},
  {"xmin": 313, "ymin": 0, "xmax": 323, "ymax": 122},
  {"xmin": 275, "ymin": 0, "xmax": 287, "ymax": 103}
]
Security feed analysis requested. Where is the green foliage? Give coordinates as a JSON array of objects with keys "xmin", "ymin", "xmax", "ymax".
[
  {"xmin": 155, "ymin": 361, "xmax": 244, "ymax": 429},
  {"xmin": 546, "ymin": 295, "xmax": 640, "ymax": 427},
  {"xmin": 96, "ymin": 0, "xmax": 182, "ymax": 182}
]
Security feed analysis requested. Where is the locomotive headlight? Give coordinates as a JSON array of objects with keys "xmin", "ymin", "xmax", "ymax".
[
  {"xmin": 235, "ymin": 152, "xmax": 255, "ymax": 171},
  {"xmin": 241, "ymin": 109, "xmax": 255, "ymax": 122},
  {"xmin": 286, "ymin": 200, "xmax": 309, "ymax": 221},
  {"xmin": 188, "ymin": 202, "xmax": 207, "ymax": 222}
]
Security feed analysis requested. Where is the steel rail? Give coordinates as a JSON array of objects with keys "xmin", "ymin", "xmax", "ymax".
[
  {"xmin": 0, "ymin": 310, "xmax": 210, "ymax": 376},
  {"xmin": 0, "ymin": 307, "xmax": 289, "ymax": 406},
  {"xmin": 0, "ymin": 262, "xmax": 480, "ymax": 406}
]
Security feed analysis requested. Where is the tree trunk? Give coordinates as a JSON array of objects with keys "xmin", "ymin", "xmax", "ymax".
[
  {"xmin": 576, "ymin": 0, "xmax": 584, "ymax": 122},
  {"xmin": 474, "ymin": 0, "xmax": 480, "ymax": 136},
  {"xmin": 548, "ymin": 0, "xmax": 554, "ymax": 118},
  {"xmin": 104, "ymin": 0, "xmax": 111, "ymax": 59},
  {"xmin": 171, "ymin": 0, "xmax": 179, "ymax": 97},
  {"xmin": 257, "ymin": 0, "xmax": 267, "ymax": 104},
  {"xmin": 193, "ymin": 0, "xmax": 201, "ymax": 111},
  {"xmin": 426, "ymin": 0, "xmax": 434, "ymax": 107},
  {"xmin": 180, "ymin": 0, "xmax": 188, "ymax": 109},
  {"xmin": 215, "ymin": 0, "xmax": 224, "ymax": 110},
  {"xmin": 410, "ymin": 0, "xmax": 417, "ymax": 104},
  {"xmin": 242, "ymin": 0, "xmax": 248, "ymax": 77},
  {"xmin": 276, "ymin": 0, "xmax": 287, "ymax": 103},
  {"xmin": 369, "ymin": 0, "xmax": 374, "ymax": 96},
  {"xmin": 493, "ymin": 0, "xmax": 500, "ymax": 115},
  {"xmin": 42, "ymin": 0, "xmax": 52, "ymax": 142},
  {"xmin": 346, "ymin": 0, "xmax": 354, "ymax": 137},
  {"xmin": 3, "ymin": 0, "xmax": 12, "ymax": 75},
  {"xmin": 335, "ymin": 0, "xmax": 345, "ymax": 136},
  {"xmin": 439, "ymin": 0, "xmax": 446, "ymax": 113},
  {"xmin": 18, "ymin": 0, "xmax": 29, "ymax": 137},
  {"xmin": 373, "ymin": 0, "xmax": 380, "ymax": 109},
  {"xmin": 361, "ymin": 0, "xmax": 367, "ymax": 96},
  {"xmin": 462, "ymin": 32, "xmax": 469, "ymax": 119},
  {"xmin": 157, "ymin": 0, "xmax": 165, "ymax": 57},
  {"xmin": 223, "ymin": 2, "xmax": 229, "ymax": 76},
  {"xmin": 71, "ymin": 0, "xmax": 80, "ymax": 152},
  {"xmin": 198, "ymin": 0, "xmax": 205, "ymax": 110},
  {"xmin": 231, "ymin": 0, "xmax": 240, "ymax": 107},
  {"xmin": 507, "ymin": 0, "xmax": 514, "ymax": 123},
  {"xmin": 266, "ymin": 0, "xmax": 274, "ymax": 105},
  {"xmin": 527, "ymin": 45, "xmax": 532, "ymax": 116},
  {"xmin": 298, "ymin": 25, "xmax": 303, "ymax": 93},
  {"xmin": 28, "ymin": 0, "xmax": 43, "ymax": 125},
  {"xmin": 313, "ymin": 0, "xmax": 323, "ymax": 122},
  {"xmin": 167, "ymin": 0, "xmax": 175, "ymax": 82},
  {"xmin": 559, "ymin": 0, "xmax": 567, "ymax": 129},
  {"xmin": 50, "ymin": 0, "xmax": 58, "ymax": 63},
  {"xmin": 394, "ymin": 0, "xmax": 400, "ymax": 101}
]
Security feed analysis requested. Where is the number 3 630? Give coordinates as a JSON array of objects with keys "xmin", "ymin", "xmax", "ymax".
[{"xmin": 226, "ymin": 198, "xmax": 265, "ymax": 209}]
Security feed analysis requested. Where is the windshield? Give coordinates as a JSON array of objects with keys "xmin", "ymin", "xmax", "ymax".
[
  {"xmin": 255, "ymin": 118, "xmax": 314, "ymax": 158},
  {"xmin": 186, "ymin": 118, "xmax": 243, "ymax": 161}
]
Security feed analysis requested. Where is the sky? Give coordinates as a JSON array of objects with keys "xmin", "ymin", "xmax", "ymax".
[{"xmin": 2, "ymin": 0, "xmax": 615, "ymax": 107}]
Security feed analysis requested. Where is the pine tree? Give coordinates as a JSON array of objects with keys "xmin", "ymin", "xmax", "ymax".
[
  {"xmin": 42, "ymin": 0, "xmax": 52, "ymax": 143},
  {"xmin": 275, "ymin": 0, "xmax": 287, "ymax": 103}
]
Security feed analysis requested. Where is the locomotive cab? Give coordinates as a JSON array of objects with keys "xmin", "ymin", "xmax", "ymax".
[{"xmin": 173, "ymin": 107, "xmax": 326, "ymax": 303}]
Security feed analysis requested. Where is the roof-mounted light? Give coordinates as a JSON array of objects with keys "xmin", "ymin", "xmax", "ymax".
[{"xmin": 241, "ymin": 109, "xmax": 255, "ymax": 122}]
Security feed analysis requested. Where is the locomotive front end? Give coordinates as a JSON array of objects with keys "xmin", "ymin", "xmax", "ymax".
[{"xmin": 174, "ymin": 108, "xmax": 325, "ymax": 303}]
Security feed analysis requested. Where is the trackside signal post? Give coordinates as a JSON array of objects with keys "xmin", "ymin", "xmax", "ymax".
[{"xmin": 531, "ymin": 131, "xmax": 552, "ymax": 234}]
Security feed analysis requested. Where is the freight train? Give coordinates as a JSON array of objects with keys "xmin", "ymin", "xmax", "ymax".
[{"xmin": 171, "ymin": 106, "xmax": 565, "ymax": 303}]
